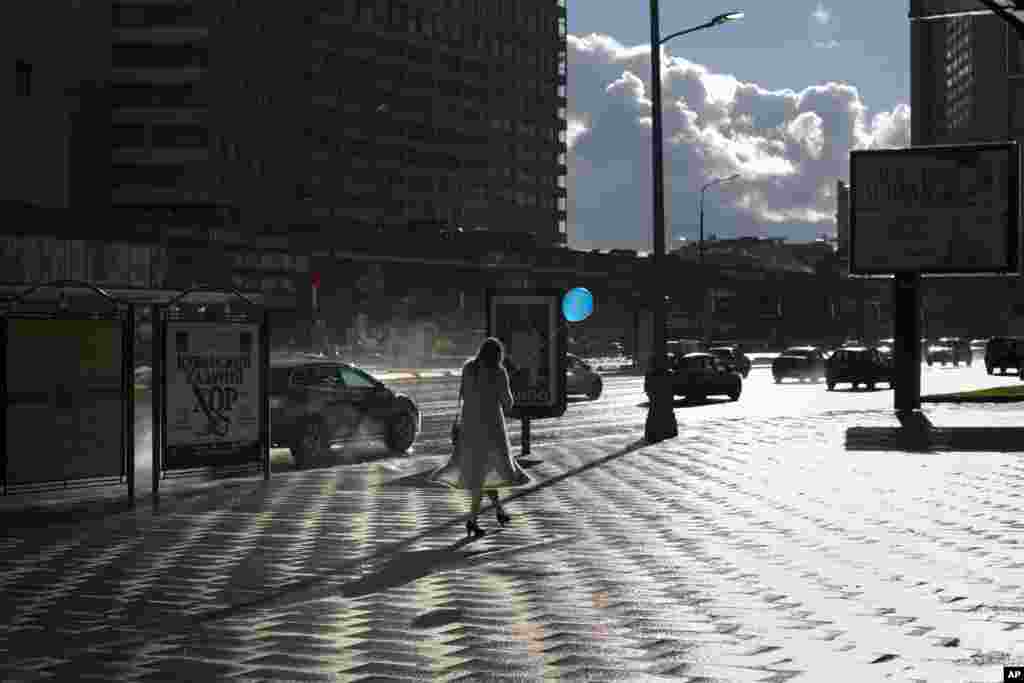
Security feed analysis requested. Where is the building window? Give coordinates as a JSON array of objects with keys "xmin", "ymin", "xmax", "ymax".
[{"xmin": 15, "ymin": 59, "xmax": 32, "ymax": 97}]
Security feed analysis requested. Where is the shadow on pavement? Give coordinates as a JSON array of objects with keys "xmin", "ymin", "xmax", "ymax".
[
  {"xmin": 637, "ymin": 398, "xmax": 732, "ymax": 409},
  {"xmin": 846, "ymin": 411, "xmax": 1024, "ymax": 452},
  {"xmin": 11, "ymin": 437, "xmax": 649, "ymax": 658}
]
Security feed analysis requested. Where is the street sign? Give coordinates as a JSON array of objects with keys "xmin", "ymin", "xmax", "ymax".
[
  {"xmin": 849, "ymin": 142, "xmax": 1021, "ymax": 276},
  {"xmin": 487, "ymin": 289, "xmax": 567, "ymax": 420}
]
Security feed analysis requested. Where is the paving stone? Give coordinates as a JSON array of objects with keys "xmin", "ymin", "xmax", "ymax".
[{"xmin": 0, "ymin": 408, "xmax": 1021, "ymax": 681}]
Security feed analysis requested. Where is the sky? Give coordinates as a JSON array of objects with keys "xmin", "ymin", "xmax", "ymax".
[{"xmin": 565, "ymin": 0, "xmax": 913, "ymax": 252}]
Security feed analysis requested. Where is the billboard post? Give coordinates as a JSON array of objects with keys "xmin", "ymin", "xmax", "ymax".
[
  {"xmin": 850, "ymin": 141, "xmax": 1021, "ymax": 412},
  {"xmin": 486, "ymin": 290, "xmax": 567, "ymax": 459}
]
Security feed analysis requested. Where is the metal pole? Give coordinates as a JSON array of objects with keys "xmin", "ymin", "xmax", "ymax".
[
  {"xmin": 893, "ymin": 272, "xmax": 922, "ymax": 412},
  {"xmin": 645, "ymin": 0, "xmax": 678, "ymax": 442},
  {"xmin": 521, "ymin": 417, "xmax": 530, "ymax": 456},
  {"xmin": 700, "ymin": 189, "xmax": 710, "ymax": 344}
]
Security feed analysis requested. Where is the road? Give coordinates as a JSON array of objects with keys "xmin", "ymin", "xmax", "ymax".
[
  {"xmin": 130, "ymin": 362, "xmax": 1021, "ymax": 482},
  {"xmin": 395, "ymin": 362, "xmax": 1021, "ymax": 459}
]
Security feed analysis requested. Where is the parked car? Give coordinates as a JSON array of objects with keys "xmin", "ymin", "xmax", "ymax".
[
  {"xmin": 826, "ymin": 346, "xmax": 895, "ymax": 391},
  {"xmin": 985, "ymin": 336, "xmax": 1024, "ymax": 375},
  {"xmin": 269, "ymin": 355, "xmax": 421, "ymax": 468},
  {"xmin": 566, "ymin": 353, "xmax": 602, "ymax": 400},
  {"xmin": 708, "ymin": 346, "xmax": 751, "ymax": 378},
  {"xmin": 671, "ymin": 352, "xmax": 742, "ymax": 401},
  {"xmin": 771, "ymin": 346, "xmax": 827, "ymax": 383},
  {"xmin": 925, "ymin": 337, "xmax": 971, "ymax": 367}
]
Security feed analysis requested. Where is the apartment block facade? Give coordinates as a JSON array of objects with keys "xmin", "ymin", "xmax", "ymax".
[{"xmin": 3, "ymin": 1, "xmax": 568, "ymax": 311}]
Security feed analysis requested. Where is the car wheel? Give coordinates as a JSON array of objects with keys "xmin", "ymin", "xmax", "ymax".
[
  {"xmin": 587, "ymin": 378, "xmax": 603, "ymax": 400},
  {"xmin": 728, "ymin": 388, "xmax": 740, "ymax": 401},
  {"xmin": 826, "ymin": 381, "xmax": 835, "ymax": 391},
  {"xmin": 953, "ymin": 360, "xmax": 959, "ymax": 367},
  {"xmin": 927, "ymin": 361, "xmax": 933, "ymax": 366},
  {"xmin": 293, "ymin": 417, "xmax": 328, "ymax": 469},
  {"xmin": 773, "ymin": 376, "xmax": 782, "ymax": 384},
  {"xmin": 868, "ymin": 382, "xmax": 876, "ymax": 391},
  {"xmin": 387, "ymin": 408, "xmax": 418, "ymax": 453},
  {"xmin": 986, "ymin": 364, "xmax": 994, "ymax": 375}
]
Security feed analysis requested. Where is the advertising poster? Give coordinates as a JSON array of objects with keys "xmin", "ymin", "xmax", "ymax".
[
  {"xmin": 164, "ymin": 322, "xmax": 261, "ymax": 466},
  {"xmin": 4, "ymin": 318, "xmax": 124, "ymax": 484},
  {"xmin": 488, "ymin": 291, "xmax": 566, "ymax": 419},
  {"xmin": 851, "ymin": 143, "xmax": 1020, "ymax": 274}
]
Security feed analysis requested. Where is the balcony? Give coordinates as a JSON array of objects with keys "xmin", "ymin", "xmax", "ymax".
[
  {"xmin": 111, "ymin": 67, "xmax": 205, "ymax": 86},
  {"xmin": 114, "ymin": 27, "xmax": 209, "ymax": 45},
  {"xmin": 112, "ymin": 147, "xmax": 210, "ymax": 164}
]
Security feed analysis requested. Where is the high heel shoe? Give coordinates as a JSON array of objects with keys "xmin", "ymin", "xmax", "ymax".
[
  {"xmin": 495, "ymin": 507, "xmax": 511, "ymax": 527},
  {"xmin": 466, "ymin": 518, "xmax": 485, "ymax": 538}
]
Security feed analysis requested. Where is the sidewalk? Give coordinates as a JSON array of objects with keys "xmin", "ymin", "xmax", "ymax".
[{"xmin": 0, "ymin": 404, "xmax": 1021, "ymax": 681}]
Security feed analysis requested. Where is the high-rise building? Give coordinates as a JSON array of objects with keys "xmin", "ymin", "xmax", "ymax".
[
  {"xmin": 908, "ymin": 0, "xmax": 1024, "ymax": 336},
  {"xmin": 109, "ymin": 0, "xmax": 568, "ymax": 247},
  {"xmin": 3, "ymin": 1, "xmax": 569, "ymax": 298},
  {"xmin": 909, "ymin": 0, "xmax": 1023, "ymax": 145},
  {"xmin": 836, "ymin": 179, "xmax": 848, "ymax": 266}
]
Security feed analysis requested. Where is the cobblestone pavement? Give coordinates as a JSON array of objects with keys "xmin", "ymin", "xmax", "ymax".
[{"xmin": 0, "ymin": 405, "xmax": 1022, "ymax": 682}]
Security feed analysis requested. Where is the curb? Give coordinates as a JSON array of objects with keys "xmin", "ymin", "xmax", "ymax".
[{"xmin": 921, "ymin": 394, "xmax": 1024, "ymax": 404}]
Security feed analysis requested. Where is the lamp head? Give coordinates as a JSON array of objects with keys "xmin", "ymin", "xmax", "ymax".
[{"xmin": 711, "ymin": 11, "xmax": 744, "ymax": 25}]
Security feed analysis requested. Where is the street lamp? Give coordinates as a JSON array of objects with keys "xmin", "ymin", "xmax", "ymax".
[
  {"xmin": 699, "ymin": 173, "xmax": 741, "ymax": 344},
  {"xmin": 646, "ymin": 4, "xmax": 743, "ymax": 443}
]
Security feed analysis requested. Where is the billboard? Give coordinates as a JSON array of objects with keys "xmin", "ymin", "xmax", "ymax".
[
  {"xmin": 4, "ymin": 317, "xmax": 124, "ymax": 484},
  {"xmin": 487, "ymin": 290, "xmax": 566, "ymax": 420},
  {"xmin": 163, "ymin": 322, "xmax": 261, "ymax": 467},
  {"xmin": 850, "ymin": 142, "xmax": 1020, "ymax": 275}
]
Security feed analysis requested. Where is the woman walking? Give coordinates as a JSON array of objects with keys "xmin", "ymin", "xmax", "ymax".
[{"xmin": 431, "ymin": 337, "xmax": 531, "ymax": 537}]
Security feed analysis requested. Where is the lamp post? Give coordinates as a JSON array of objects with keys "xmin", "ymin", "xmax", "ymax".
[
  {"xmin": 646, "ymin": 5, "xmax": 743, "ymax": 442},
  {"xmin": 699, "ymin": 173, "xmax": 740, "ymax": 344}
]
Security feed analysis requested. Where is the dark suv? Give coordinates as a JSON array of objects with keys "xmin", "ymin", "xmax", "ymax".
[
  {"xmin": 826, "ymin": 346, "xmax": 895, "ymax": 391},
  {"xmin": 985, "ymin": 336, "xmax": 1024, "ymax": 375},
  {"xmin": 925, "ymin": 337, "xmax": 972, "ymax": 367},
  {"xmin": 269, "ymin": 355, "xmax": 420, "ymax": 467}
]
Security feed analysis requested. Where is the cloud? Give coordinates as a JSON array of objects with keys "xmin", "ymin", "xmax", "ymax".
[{"xmin": 566, "ymin": 33, "xmax": 910, "ymax": 251}]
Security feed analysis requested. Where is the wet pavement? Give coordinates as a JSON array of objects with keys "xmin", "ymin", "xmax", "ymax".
[{"xmin": 0, "ymin": 403, "xmax": 1022, "ymax": 681}]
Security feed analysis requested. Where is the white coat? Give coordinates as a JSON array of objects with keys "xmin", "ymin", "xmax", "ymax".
[{"xmin": 431, "ymin": 360, "xmax": 531, "ymax": 491}]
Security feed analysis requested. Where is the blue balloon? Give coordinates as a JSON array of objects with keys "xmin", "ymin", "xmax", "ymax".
[{"xmin": 562, "ymin": 287, "xmax": 594, "ymax": 322}]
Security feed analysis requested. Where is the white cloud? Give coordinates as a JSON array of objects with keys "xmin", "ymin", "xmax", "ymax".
[{"xmin": 566, "ymin": 33, "xmax": 911, "ymax": 250}]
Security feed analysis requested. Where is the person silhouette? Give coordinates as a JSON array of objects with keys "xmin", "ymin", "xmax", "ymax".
[{"xmin": 430, "ymin": 337, "xmax": 531, "ymax": 537}]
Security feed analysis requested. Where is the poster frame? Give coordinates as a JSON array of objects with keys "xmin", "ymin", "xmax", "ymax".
[
  {"xmin": 0, "ymin": 280, "xmax": 133, "ymax": 496},
  {"xmin": 485, "ymin": 289, "xmax": 567, "ymax": 420},
  {"xmin": 155, "ymin": 287, "xmax": 269, "ymax": 482}
]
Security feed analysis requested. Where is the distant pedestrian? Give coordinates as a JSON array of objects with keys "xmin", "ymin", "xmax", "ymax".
[{"xmin": 431, "ymin": 337, "xmax": 531, "ymax": 537}]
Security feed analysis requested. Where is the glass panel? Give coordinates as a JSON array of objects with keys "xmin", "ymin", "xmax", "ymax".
[{"xmin": 339, "ymin": 366, "xmax": 377, "ymax": 388}]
